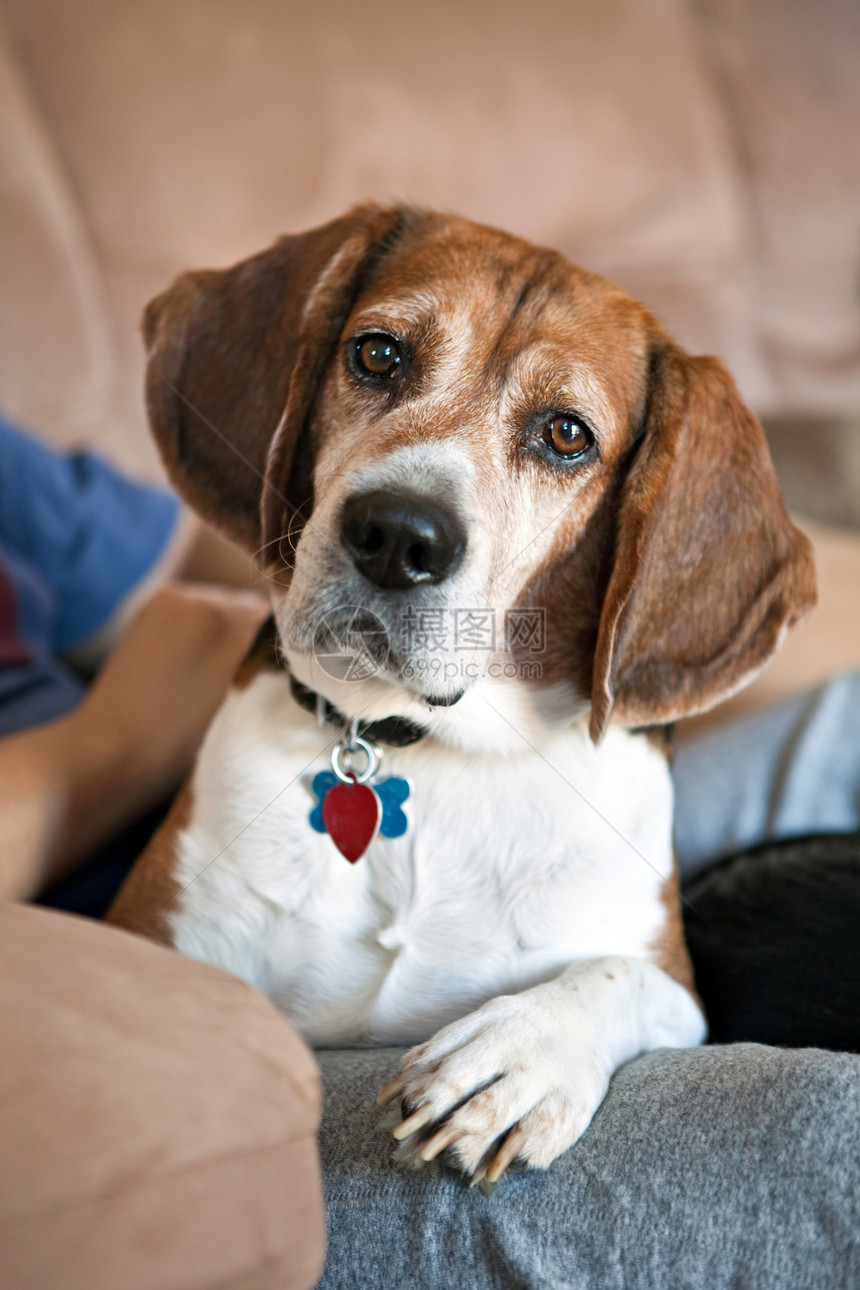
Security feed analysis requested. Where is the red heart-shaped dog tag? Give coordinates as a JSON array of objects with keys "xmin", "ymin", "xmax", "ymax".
[{"xmin": 321, "ymin": 776, "xmax": 381, "ymax": 863}]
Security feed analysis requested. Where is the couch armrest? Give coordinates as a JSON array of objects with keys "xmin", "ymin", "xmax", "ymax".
[{"xmin": 0, "ymin": 903, "xmax": 324, "ymax": 1290}]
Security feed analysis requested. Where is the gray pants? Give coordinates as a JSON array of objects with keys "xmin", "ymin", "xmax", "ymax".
[
  {"xmin": 316, "ymin": 677, "xmax": 860, "ymax": 1290},
  {"xmin": 673, "ymin": 671, "xmax": 860, "ymax": 877}
]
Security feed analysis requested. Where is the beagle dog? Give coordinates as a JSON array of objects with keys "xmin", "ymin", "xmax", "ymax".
[{"xmin": 109, "ymin": 204, "xmax": 815, "ymax": 1185}]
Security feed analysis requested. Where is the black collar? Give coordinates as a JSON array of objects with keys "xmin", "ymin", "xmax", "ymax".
[
  {"xmin": 288, "ymin": 675, "xmax": 427, "ymax": 748},
  {"xmin": 244, "ymin": 615, "xmax": 428, "ymax": 747}
]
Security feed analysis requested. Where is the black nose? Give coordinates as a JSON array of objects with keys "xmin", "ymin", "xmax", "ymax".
[{"xmin": 340, "ymin": 490, "xmax": 466, "ymax": 590}]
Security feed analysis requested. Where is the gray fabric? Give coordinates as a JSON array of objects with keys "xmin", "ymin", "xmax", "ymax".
[
  {"xmin": 673, "ymin": 672, "xmax": 860, "ymax": 878},
  {"xmin": 316, "ymin": 1044, "xmax": 860, "ymax": 1290}
]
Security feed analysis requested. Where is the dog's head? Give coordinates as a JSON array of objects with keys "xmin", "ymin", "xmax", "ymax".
[{"xmin": 144, "ymin": 203, "xmax": 815, "ymax": 745}]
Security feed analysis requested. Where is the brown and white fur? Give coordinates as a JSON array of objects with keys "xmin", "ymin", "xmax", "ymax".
[{"xmin": 109, "ymin": 205, "xmax": 815, "ymax": 1184}]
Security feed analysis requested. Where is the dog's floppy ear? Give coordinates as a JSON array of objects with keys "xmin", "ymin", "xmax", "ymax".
[
  {"xmin": 143, "ymin": 203, "xmax": 409, "ymax": 554},
  {"xmin": 589, "ymin": 340, "xmax": 816, "ymax": 741}
]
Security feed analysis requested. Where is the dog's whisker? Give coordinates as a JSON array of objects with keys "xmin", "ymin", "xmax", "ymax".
[{"xmin": 252, "ymin": 532, "xmax": 291, "ymax": 562}]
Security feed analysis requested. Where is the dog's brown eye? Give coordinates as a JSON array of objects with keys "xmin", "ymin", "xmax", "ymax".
[
  {"xmin": 354, "ymin": 334, "xmax": 402, "ymax": 379},
  {"xmin": 544, "ymin": 415, "xmax": 591, "ymax": 458}
]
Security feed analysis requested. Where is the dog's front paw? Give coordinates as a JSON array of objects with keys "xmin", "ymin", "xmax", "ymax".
[{"xmin": 377, "ymin": 989, "xmax": 609, "ymax": 1184}]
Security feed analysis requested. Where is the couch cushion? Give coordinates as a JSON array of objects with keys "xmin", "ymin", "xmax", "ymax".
[
  {"xmin": 1, "ymin": 0, "xmax": 765, "ymax": 475},
  {"xmin": 0, "ymin": 19, "xmax": 114, "ymax": 452},
  {"xmin": 0, "ymin": 903, "xmax": 325, "ymax": 1290},
  {"xmin": 317, "ymin": 1043, "xmax": 860, "ymax": 1289}
]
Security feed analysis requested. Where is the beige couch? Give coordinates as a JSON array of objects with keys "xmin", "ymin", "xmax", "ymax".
[{"xmin": 1, "ymin": 3, "xmax": 859, "ymax": 1287}]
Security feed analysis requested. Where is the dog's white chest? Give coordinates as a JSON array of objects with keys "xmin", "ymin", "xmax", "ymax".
[{"xmin": 169, "ymin": 674, "xmax": 674, "ymax": 1046}]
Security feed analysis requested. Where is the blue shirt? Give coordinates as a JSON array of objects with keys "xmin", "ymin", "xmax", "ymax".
[{"xmin": 0, "ymin": 417, "xmax": 179, "ymax": 734}]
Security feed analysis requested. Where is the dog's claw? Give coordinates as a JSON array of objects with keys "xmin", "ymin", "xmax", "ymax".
[
  {"xmin": 376, "ymin": 1076, "xmax": 407, "ymax": 1107},
  {"xmin": 392, "ymin": 1104, "xmax": 434, "ymax": 1140},
  {"xmin": 420, "ymin": 1124, "xmax": 463, "ymax": 1161},
  {"xmin": 485, "ymin": 1128, "xmax": 526, "ymax": 1183}
]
